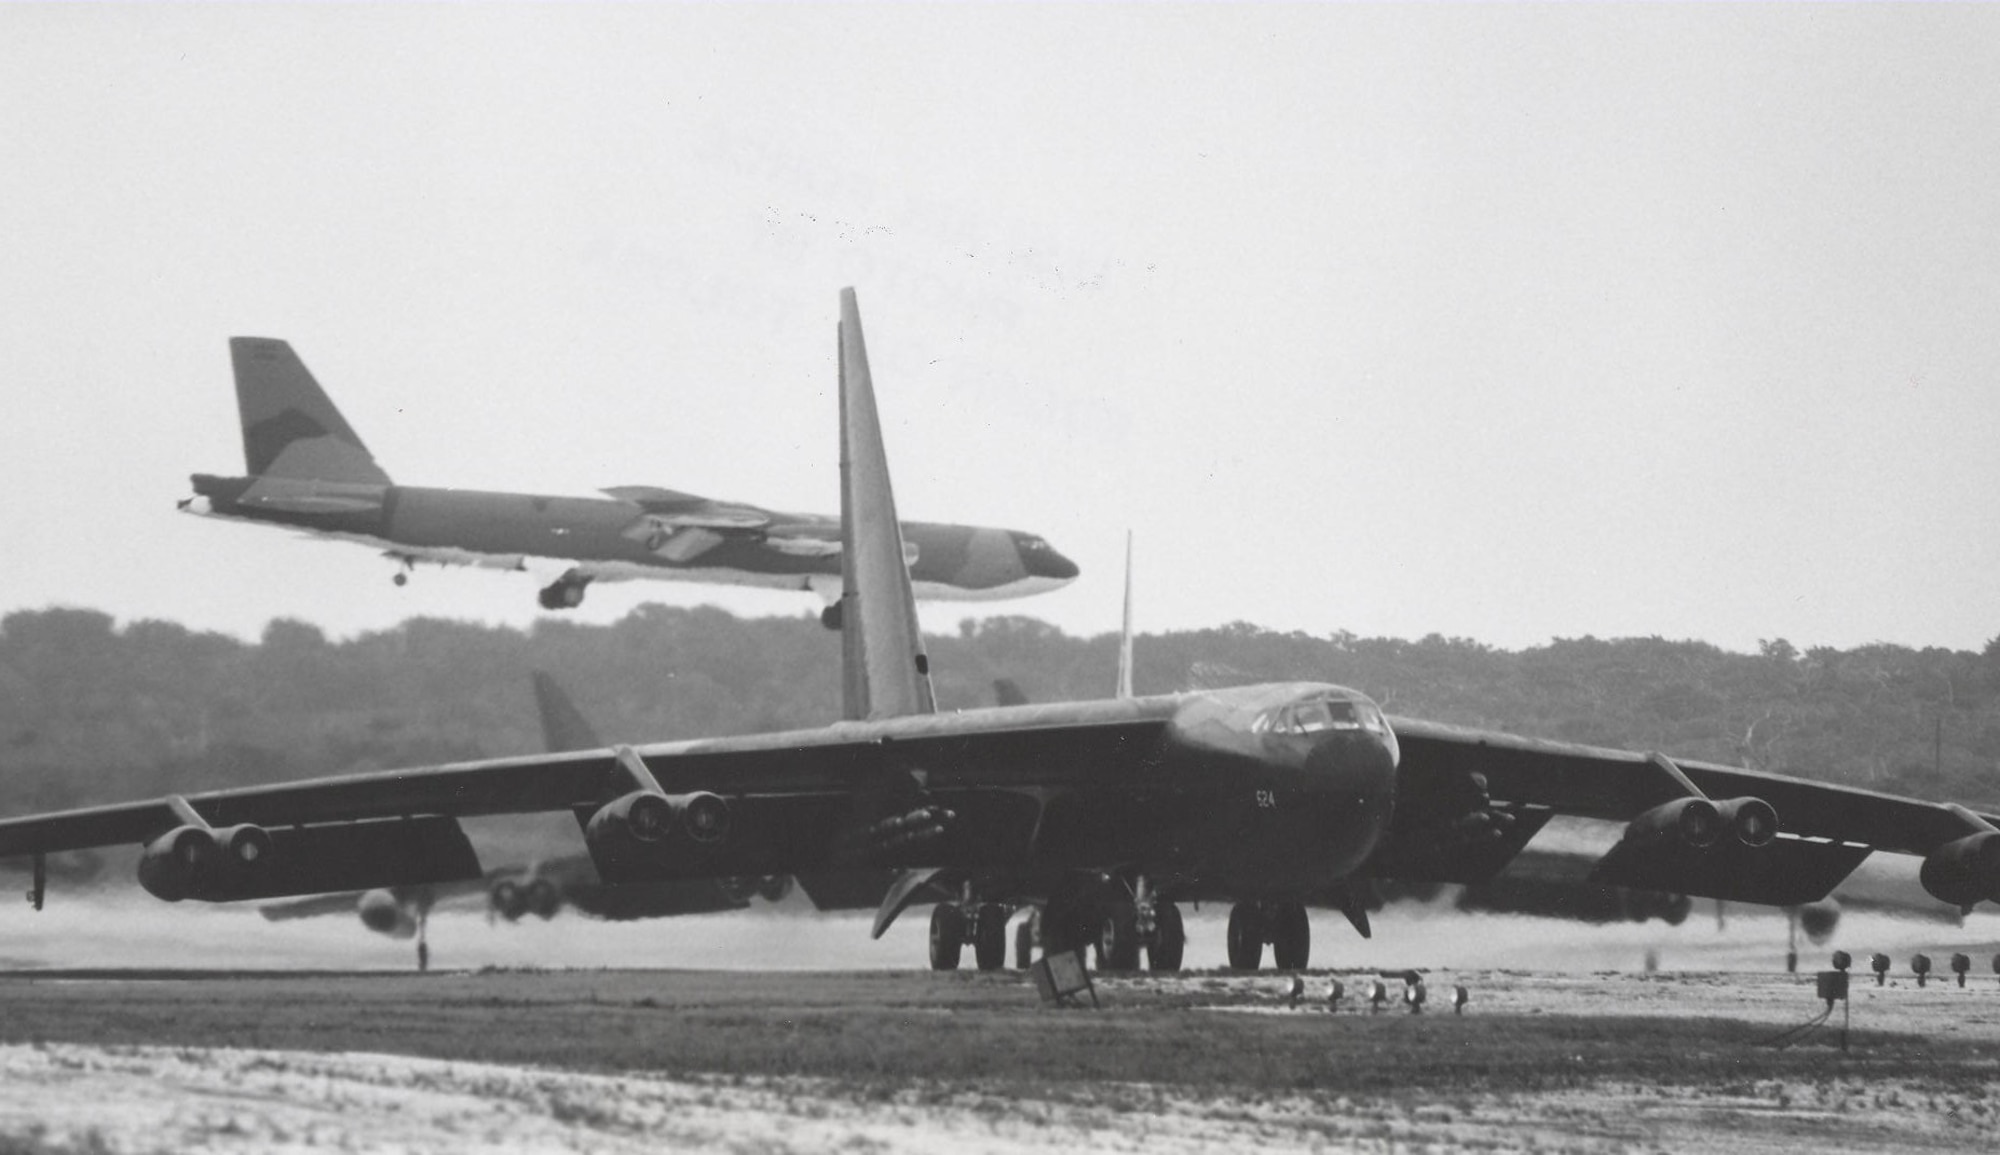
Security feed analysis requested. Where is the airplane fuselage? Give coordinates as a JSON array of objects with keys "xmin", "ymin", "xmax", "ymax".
[
  {"xmin": 590, "ymin": 682, "xmax": 1401, "ymax": 902},
  {"xmin": 183, "ymin": 475, "xmax": 1077, "ymax": 602}
]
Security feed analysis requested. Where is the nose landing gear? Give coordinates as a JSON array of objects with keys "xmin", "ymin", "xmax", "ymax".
[{"xmin": 929, "ymin": 902, "xmax": 1014, "ymax": 971}]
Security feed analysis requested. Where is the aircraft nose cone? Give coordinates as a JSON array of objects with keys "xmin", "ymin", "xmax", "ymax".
[{"xmin": 1033, "ymin": 546, "xmax": 1080, "ymax": 582}]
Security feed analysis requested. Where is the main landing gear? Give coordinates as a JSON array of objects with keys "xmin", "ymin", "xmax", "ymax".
[
  {"xmin": 538, "ymin": 571, "xmax": 591, "ymax": 610},
  {"xmin": 415, "ymin": 909, "xmax": 430, "ymax": 973},
  {"xmin": 1226, "ymin": 900, "xmax": 1310, "ymax": 970},
  {"xmin": 929, "ymin": 902, "xmax": 1012, "ymax": 971},
  {"xmin": 1037, "ymin": 895, "xmax": 1188, "ymax": 973}
]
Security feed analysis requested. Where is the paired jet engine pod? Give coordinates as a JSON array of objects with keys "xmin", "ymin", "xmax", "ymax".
[
  {"xmin": 1625, "ymin": 798, "xmax": 1724, "ymax": 849},
  {"xmin": 1918, "ymin": 831, "xmax": 2000, "ymax": 908},
  {"xmin": 585, "ymin": 789, "xmax": 734, "ymax": 852},
  {"xmin": 1622, "ymin": 796, "xmax": 1777, "ymax": 850},
  {"xmin": 136, "ymin": 822, "xmax": 275, "ymax": 902},
  {"xmin": 489, "ymin": 876, "xmax": 562, "ymax": 921}
]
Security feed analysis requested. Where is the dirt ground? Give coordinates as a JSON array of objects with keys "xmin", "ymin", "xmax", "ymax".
[{"xmin": 2, "ymin": 966, "xmax": 1998, "ymax": 1153}]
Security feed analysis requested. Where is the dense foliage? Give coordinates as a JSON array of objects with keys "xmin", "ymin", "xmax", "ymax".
[{"xmin": 2, "ymin": 605, "xmax": 1997, "ymax": 814}]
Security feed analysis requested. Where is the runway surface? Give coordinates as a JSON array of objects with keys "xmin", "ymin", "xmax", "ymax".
[
  {"xmin": 6, "ymin": 883, "xmax": 1998, "ymax": 974},
  {"xmin": 4, "ymin": 966, "xmax": 2000, "ymax": 1152}
]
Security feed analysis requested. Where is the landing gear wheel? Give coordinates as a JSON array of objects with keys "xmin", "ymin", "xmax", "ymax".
[
  {"xmin": 929, "ymin": 903, "xmax": 965, "ymax": 971},
  {"xmin": 1148, "ymin": 901, "xmax": 1186, "ymax": 972},
  {"xmin": 393, "ymin": 571, "xmax": 408, "ymax": 587},
  {"xmin": 973, "ymin": 904, "xmax": 1009, "ymax": 971},
  {"xmin": 1227, "ymin": 903, "xmax": 1265, "ymax": 970},
  {"xmin": 1039, "ymin": 897, "xmax": 1094, "ymax": 959},
  {"xmin": 416, "ymin": 911, "xmax": 430, "ymax": 973},
  {"xmin": 1271, "ymin": 901, "xmax": 1310, "ymax": 970},
  {"xmin": 820, "ymin": 603, "xmax": 843, "ymax": 631},
  {"xmin": 1099, "ymin": 905, "xmax": 1142, "ymax": 972}
]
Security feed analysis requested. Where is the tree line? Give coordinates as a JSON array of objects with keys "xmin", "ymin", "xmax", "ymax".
[{"xmin": 3, "ymin": 605, "xmax": 1997, "ymax": 814}]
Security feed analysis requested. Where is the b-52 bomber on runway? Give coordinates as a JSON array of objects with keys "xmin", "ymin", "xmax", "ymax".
[
  {"xmin": 13, "ymin": 289, "xmax": 2000, "ymax": 976},
  {"xmin": 179, "ymin": 337, "xmax": 1076, "ymax": 616}
]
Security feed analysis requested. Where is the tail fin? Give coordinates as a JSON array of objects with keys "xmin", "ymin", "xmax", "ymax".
[
  {"xmin": 837, "ymin": 289, "xmax": 936, "ymax": 721},
  {"xmin": 992, "ymin": 678, "xmax": 1029, "ymax": 708},
  {"xmin": 531, "ymin": 671, "xmax": 605, "ymax": 752},
  {"xmin": 228, "ymin": 338, "xmax": 391, "ymax": 484},
  {"xmin": 1116, "ymin": 531, "xmax": 1135, "ymax": 699}
]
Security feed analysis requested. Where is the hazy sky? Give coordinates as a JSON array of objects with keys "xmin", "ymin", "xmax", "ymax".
[{"xmin": 4, "ymin": 4, "xmax": 1996, "ymax": 655}]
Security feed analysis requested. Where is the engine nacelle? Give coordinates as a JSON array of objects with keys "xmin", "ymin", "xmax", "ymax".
[
  {"xmin": 586, "ymin": 790, "xmax": 677, "ymax": 848},
  {"xmin": 1798, "ymin": 899, "xmax": 1841, "ymax": 944},
  {"xmin": 213, "ymin": 823, "xmax": 276, "ymax": 866},
  {"xmin": 1623, "ymin": 797, "xmax": 1723, "ymax": 850},
  {"xmin": 358, "ymin": 889, "xmax": 416, "ymax": 938},
  {"xmin": 136, "ymin": 822, "xmax": 276, "ymax": 902},
  {"xmin": 1714, "ymin": 797, "xmax": 1779, "ymax": 848},
  {"xmin": 137, "ymin": 825, "xmax": 218, "ymax": 902},
  {"xmin": 526, "ymin": 877, "xmax": 561, "ymax": 919},
  {"xmin": 1919, "ymin": 831, "xmax": 2000, "ymax": 908},
  {"xmin": 490, "ymin": 877, "xmax": 528, "ymax": 921},
  {"xmin": 680, "ymin": 792, "xmax": 732, "ymax": 845},
  {"xmin": 585, "ymin": 790, "xmax": 733, "ymax": 853}
]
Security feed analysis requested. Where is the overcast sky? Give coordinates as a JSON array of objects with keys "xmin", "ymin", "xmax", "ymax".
[{"xmin": 3, "ymin": 4, "xmax": 1996, "ymax": 655}]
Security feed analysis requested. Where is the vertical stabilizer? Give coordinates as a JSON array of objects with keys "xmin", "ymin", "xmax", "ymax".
[
  {"xmin": 1117, "ymin": 531, "xmax": 1135, "ymax": 700},
  {"xmin": 837, "ymin": 289, "xmax": 936, "ymax": 721},
  {"xmin": 531, "ymin": 671, "xmax": 605, "ymax": 752},
  {"xmin": 228, "ymin": 338, "xmax": 391, "ymax": 485}
]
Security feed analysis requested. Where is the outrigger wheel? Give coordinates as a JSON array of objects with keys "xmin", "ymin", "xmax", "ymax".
[{"xmin": 973, "ymin": 904, "xmax": 1009, "ymax": 971}]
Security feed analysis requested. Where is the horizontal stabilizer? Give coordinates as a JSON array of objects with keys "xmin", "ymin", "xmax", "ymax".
[{"xmin": 236, "ymin": 477, "xmax": 388, "ymax": 516}]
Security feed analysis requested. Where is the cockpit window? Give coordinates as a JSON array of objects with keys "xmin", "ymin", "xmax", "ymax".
[{"xmin": 1260, "ymin": 696, "xmax": 1385, "ymax": 736}]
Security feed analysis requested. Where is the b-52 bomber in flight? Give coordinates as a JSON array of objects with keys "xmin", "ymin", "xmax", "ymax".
[
  {"xmin": 179, "ymin": 337, "xmax": 1077, "ymax": 616},
  {"xmin": 13, "ymin": 289, "xmax": 2000, "ymax": 975}
]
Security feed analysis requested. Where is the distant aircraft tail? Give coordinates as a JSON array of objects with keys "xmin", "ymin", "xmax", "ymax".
[
  {"xmin": 836, "ymin": 289, "xmax": 936, "ymax": 721},
  {"xmin": 531, "ymin": 671, "xmax": 605, "ymax": 752},
  {"xmin": 228, "ymin": 337, "xmax": 391, "ymax": 485}
]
